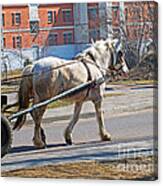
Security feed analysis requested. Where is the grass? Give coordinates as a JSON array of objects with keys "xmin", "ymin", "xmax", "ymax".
[
  {"xmin": 109, "ymin": 79, "xmax": 157, "ymax": 85},
  {"xmin": 2, "ymin": 69, "xmax": 22, "ymax": 79},
  {"xmin": 1, "ymin": 78, "xmax": 154, "ymax": 115},
  {"xmin": 104, "ymin": 92, "xmax": 125, "ymax": 98},
  {"xmin": 2, "ymin": 156, "xmax": 156, "ymax": 180},
  {"xmin": 46, "ymin": 92, "xmax": 125, "ymax": 109},
  {"xmin": 47, "ymin": 99, "xmax": 73, "ymax": 109},
  {"xmin": 1, "ymin": 79, "xmax": 156, "ymax": 93},
  {"xmin": 1, "ymin": 85, "xmax": 18, "ymax": 94},
  {"xmin": 2, "ymin": 92, "xmax": 125, "ymax": 117}
]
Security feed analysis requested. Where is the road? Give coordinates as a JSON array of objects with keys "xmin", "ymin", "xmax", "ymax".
[
  {"xmin": 1, "ymin": 109, "xmax": 157, "ymax": 172},
  {"xmin": 13, "ymin": 109, "xmax": 154, "ymax": 146}
]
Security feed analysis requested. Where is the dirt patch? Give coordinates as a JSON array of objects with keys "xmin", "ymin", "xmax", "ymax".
[{"xmin": 2, "ymin": 156, "xmax": 157, "ymax": 180}]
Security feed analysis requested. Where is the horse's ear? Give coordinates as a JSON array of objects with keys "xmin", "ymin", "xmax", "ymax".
[{"xmin": 91, "ymin": 38, "xmax": 95, "ymax": 47}]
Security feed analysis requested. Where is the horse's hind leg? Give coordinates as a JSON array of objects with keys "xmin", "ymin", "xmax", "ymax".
[
  {"xmin": 93, "ymin": 100, "xmax": 111, "ymax": 141},
  {"xmin": 64, "ymin": 101, "xmax": 83, "ymax": 145},
  {"xmin": 31, "ymin": 106, "xmax": 47, "ymax": 148}
]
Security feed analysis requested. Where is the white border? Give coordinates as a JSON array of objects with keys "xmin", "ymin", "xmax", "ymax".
[
  {"xmin": 1, "ymin": 0, "xmax": 162, "ymax": 186},
  {"xmin": 1, "ymin": 0, "xmax": 158, "ymax": 4}
]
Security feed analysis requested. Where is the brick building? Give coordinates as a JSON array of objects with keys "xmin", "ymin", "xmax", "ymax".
[
  {"xmin": 111, "ymin": 1, "xmax": 156, "ymax": 41},
  {"xmin": 1, "ymin": 2, "xmax": 157, "ymax": 61}
]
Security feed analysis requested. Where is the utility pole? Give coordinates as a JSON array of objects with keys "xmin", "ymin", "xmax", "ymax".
[{"xmin": 119, "ymin": 2, "xmax": 126, "ymax": 50}]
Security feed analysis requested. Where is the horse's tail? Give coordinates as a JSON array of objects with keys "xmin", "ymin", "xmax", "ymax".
[{"xmin": 13, "ymin": 65, "xmax": 34, "ymax": 130}]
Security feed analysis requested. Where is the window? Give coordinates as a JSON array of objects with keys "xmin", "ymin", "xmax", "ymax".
[
  {"xmin": 48, "ymin": 11, "xmax": 56, "ymax": 24},
  {"xmin": 62, "ymin": 10, "xmax": 72, "ymax": 23},
  {"xmin": 89, "ymin": 29, "xmax": 99, "ymax": 41},
  {"xmin": 125, "ymin": 8, "xmax": 128, "ymax": 20},
  {"xmin": 12, "ymin": 13, "xmax": 14, "ymax": 25},
  {"xmin": 13, "ymin": 37, "xmax": 15, "ymax": 48},
  {"xmin": 54, "ymin": 11, "xmax": 56, "ymax": 23},
  {"xmin": 2, "ymin": 13, "xmax": 5, "ymax": 26},
  {"xmin": 112, "ymin": 6, "xmax": 119, "ymax": 19},
  {"xmin": 48, "ymin": 33, "xmax": 58, "ymax": 46},
  {"xmin": 12, "ymin": 13, "xmax": 21, "ymax": 25},
  {"xmin": 15, "ymin": 13, "xmax": 21, "ymax": 24},
  {"xmin": 133, "ymin": 29, "xmax": 138, "ymax": 39},
  {"xmin": 63, "ymin": 32, "xmax": 73, "ymax": 44},
  {"xmin": 132, "ymin": 7, "xmax": 141, "ymax": 21},
  {"xmin": 48, "ymin": 11, "xmax": 53, "ymax": 23},
  {"xmin": 88, "ymin": 7, "xmax": 98, "ymax": 20},
  {"xmin": 13, "ymin": 36, "xmax": 22, "ymax": 48},
  {"xmin": 2, "ymin": 38, "xmax": 6, "ymax": 48}
]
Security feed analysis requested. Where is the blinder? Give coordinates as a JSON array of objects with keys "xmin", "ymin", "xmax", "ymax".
[{"xmin": 109, "ymin": 49, "xmax": 124, "ymax": 72}]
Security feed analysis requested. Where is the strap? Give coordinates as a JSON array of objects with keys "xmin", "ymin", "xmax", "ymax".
[{"xmin": 81, "ymin": 60, "xmax": 92, "ymax": 81}]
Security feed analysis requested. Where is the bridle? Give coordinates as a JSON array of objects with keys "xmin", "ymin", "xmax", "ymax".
[{"xmin": 79, "ymin": 46, "xmax": 127, "ymax": 82}]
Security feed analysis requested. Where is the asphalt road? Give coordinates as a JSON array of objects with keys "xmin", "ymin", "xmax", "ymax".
[
  {"xmin": 13, "ymin": 109, "xmax": 154, "ymax": 146},
  {"xmin": 2, "ymin": 109, "xmax": 157, "ymax": 172}
]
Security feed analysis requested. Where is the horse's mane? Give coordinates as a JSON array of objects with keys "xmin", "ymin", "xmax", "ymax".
[{"xmin": 74, "ymin": 39, "xmax": 113, "ymax": 62}]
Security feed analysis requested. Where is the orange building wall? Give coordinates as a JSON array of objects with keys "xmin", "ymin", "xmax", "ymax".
[
  {"xmin": 2, "ymin": 4, "xmax": 75, "ymax": 49},
  {"xmin": 38, "ymin": 3, "xmax": 74, "ymax": 27},
  {"xmin": 2, "ymin": 5, "xmax": 29, "ymax": 30},
  {"xmin": 2, "ymin": 5, "xmax": 30, "ymax": 49},
  {"xmin": 2, "ymin": 2, "xmax": 156, "ymax": 49}
]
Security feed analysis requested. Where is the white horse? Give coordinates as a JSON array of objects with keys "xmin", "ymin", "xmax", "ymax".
[{"xmin": 13, "ymin": 39, "xmax": 129, "ymax": 148}]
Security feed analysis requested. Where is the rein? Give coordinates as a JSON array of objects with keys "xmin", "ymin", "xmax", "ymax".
[
  {"xmin": 2, "ymin": 54, "xmax": 123, "ymax": 85},
  {"xmin": 80, "ymin": 57, "xmax": 124, "ymax": 81},
  {"xmin": 1, "ymin": 61, "xmax": 79, "ymax": 85}
]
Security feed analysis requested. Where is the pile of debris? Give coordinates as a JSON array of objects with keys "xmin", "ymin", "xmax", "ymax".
[{"xmin": 128, "ymin": 50, "xmax": 157, "ymax": 80}]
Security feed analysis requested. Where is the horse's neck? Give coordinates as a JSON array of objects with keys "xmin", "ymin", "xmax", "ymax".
[{"xmin": 97, "ymin": 53, "xmax": 110, "ymax": 74}]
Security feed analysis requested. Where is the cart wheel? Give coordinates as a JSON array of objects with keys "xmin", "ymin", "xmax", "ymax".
[{"xmin": 1, "ymin": 115, "xmax": 12, "ymax": 158}]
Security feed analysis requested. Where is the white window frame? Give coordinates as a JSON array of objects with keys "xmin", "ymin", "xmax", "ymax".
[
  {"xmin": 63, "ymin": 31, "xmax": 73, "ymax": 44},
  {"xmin": 48, "ymin": 33, "xmax": 58, "ymax": 46},
  {"xmin": 62, "ymin": 9, "xmax": 72, "ymax": 23}
]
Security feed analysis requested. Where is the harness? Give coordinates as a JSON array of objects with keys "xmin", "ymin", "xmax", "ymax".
[
  {"xmin": 79, "ymin": 58, "xmax": 93, "ymax": 100},
  {"xmin": 81, "ymin": 60, "xmax": 92, "ymax": 81},
  {"xmin": 2, "ymin": 47, "xmax": 124, "ymax": 85},
  {"xmin": 79, "ymin": 46, "xmax": 124, "ymax": 84}
]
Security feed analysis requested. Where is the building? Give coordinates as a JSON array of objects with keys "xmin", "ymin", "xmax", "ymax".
[
  {"xmin": 111, "ymin": 1, "xmax": 157, "ymax": 41},
  {"xmin": 1, "ymin": 2, "xmax": 157, "ymax": 62},
  {"xmin": 2, "ymin": 3, "xmax": 100, "ymax": 56}
]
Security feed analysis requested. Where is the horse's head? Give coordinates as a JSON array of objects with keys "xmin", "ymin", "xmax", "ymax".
[
  {"xmin": 75, "ymin": 38, "xmax": 129, "ymax": 77},
  {"xmin": 105, "ymin": 39, "xmax": 129, "ymax": 77}
]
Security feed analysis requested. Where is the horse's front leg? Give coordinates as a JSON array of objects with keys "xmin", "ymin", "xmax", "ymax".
[
  {"xmin": 31, "ymin": 107, "xmax": 46, "ymax": 148},
  {"xmin": 64, "ymin": 101, "xmax": 83, "ymax": 145},
  {"xmin": 93, "ymin": 100, "xmax": 111, "ymax": 141}
]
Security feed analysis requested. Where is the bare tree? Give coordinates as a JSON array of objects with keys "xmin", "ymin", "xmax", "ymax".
[{"xmin": 113, "ymin": 2, "xmax": 157, "ymax": 68}]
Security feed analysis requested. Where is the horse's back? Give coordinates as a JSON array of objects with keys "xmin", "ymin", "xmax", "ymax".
[
  {"xmin": 33, "ymin": 57, "xmax": 63, "ymax": 71},
  {"xmin": 31, "ymin": 56, "xmax": 104, "ymax": 102},
  {"xmin": 31, "ymin": 57, "xmax": 88, "ymax": 99}
]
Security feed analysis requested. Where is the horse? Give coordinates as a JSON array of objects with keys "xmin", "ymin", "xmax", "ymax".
[{"xmin": 13, "ymin": 38, "xmax": 129, "ymax": 148}]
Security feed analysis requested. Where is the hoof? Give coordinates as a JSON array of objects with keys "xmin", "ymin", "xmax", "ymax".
[
  {"xmin": 65, "ymin": 137, "xmax": 73, "ymax": 145},
  {"xmin": 33, "ymin": 138, "xmax": 46, "ymax": 149},
  {"xmin": 101, "ymin": 134, "xmax": 112, "ymax": 141},
  {"xmin": 64, "ymin": 130, "xmax": 73, "ymax": 145},
  {"xmin": 41, "ymin": 128, "xmax": 46, "ymax": 144}
]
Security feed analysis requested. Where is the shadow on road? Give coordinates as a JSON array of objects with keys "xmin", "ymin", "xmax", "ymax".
[
  {"xmin": 9, "ymin": 140, "xmax": 108, "ymax": 154},
  {"xmin": 10, "ymin": 143, "xmax": 67, "ymax": 154}
]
